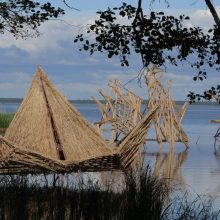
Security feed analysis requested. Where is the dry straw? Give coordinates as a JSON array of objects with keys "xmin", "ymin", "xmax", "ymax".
[
  {"xmin": 93, "ymin": 79, "xmax": 143, "ymax": 145},
  {"xmin": 145, "ymin": 66, "xmax": 189, "ymax": 147}
]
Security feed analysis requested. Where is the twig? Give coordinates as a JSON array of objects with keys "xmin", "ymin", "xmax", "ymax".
[{"xmin": 63, "ymin": 0, "xmax": 80, "ymax": 11}]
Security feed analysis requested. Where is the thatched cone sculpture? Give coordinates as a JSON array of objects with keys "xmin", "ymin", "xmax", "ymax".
[{"xmin": 0, "ymin": 67, "xmax": 158, "ymax": 174}]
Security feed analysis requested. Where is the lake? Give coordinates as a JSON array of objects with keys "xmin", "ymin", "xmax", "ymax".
[{"xmin": 1, "ymin": 101, "xmax": 220, "ymax": 207}]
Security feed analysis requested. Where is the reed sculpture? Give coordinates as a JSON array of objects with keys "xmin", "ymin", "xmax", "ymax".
[
  {"xmin": 94, "ymin": 66, "xmax": 189, "ymax": 148},
  {"xmin": 0, "ymin": 66, "xmax": 158, "ymax": 174}
]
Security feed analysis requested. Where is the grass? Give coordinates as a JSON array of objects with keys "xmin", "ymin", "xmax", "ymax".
[
  {"xmin": 0, "ymin": 112, "xmax": 14, "ymax": 134},
  {"xmin": 0, "ymin": 167, "xmax": 219, "ymax": 220},
  {"xmin": 0, "ymin": 112, "xmax": 14, "ymax": 128}
]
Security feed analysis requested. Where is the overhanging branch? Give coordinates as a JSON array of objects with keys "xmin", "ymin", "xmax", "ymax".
[{"xmin": 205, "ymin": 0, "xmax": 220, "ymax": 28}]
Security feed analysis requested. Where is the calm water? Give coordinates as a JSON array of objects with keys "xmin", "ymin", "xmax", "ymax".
[{"xmin": 1, "ymin": 102, "xmax": 220, "ymax": 206}]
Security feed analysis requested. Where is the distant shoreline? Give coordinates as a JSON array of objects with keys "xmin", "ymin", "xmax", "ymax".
[{"xmin": 0, "ymin": 98, "xmax": 219, "ymax": 105}]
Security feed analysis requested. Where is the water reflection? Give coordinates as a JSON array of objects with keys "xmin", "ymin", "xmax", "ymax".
[
  {"xmin": 97, "ymin": 146, "xmax": 189, "ymax": 196},
  {"xmin": 214, "ymin": 140, "xmax": 220, "ymax": 167},
  {"xmin": 214, "ymin": 131, "xmax": 220, "ymax": 153},
  {"xmin": 144, "ymin": 147, "xmax": 188, "ymax": 192}
]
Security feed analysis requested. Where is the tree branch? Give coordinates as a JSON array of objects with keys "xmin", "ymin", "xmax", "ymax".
[
  {"xmin": 133, "ymin": 0, "xmax": 145, "ymax": 66},
  {"xmin": 205, "ymin": 0, "xmax": 220, "ymax": 28},
  {"xmin": 63, "ymin": 0, "xmax": 80, "ymax": 11}
]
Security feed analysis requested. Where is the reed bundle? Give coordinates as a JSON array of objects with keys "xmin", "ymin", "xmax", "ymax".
[{"xmin": 145, "ymin": 66, "xmax": 189, "ymax": 147}]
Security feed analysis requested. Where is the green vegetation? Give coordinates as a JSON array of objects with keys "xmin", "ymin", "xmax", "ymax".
[
  {"xmin": 0, "ymin": 1, "xmax": 64, "ymax": 39},
  {"xmin": 0, "ymin": 167, "xmax": 219, "ymax": 220},
  {"xmin": 0, "ymin": 113, "xmax": 14, "ymax": 133}
]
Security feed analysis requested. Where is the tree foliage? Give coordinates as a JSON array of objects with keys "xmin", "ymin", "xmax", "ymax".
[
  {"xmin": 188, "ymin": 86, "xmax": 220, "ymax": 103},
  {"xmin": 74, "ymin": 1, "xmax": 220, "ymax": 103},
  {"xmin": 0, "ymin": 0, "xmax": 65, "ymax": 38}
]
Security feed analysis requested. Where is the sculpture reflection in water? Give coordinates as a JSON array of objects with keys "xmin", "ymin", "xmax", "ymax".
[
  {"xmin": 146, "ymin": 147, "xmax": 188, "ymax": 191},
  {"xmin": 98, "ymin": 146, "xmax": 188, "ymax": 195},
  {"xmin": 214, "ymin": 127, "xmax": 220, "ymax": 153},
  {"xmin": 214, "ymin": 137, "xmax": 220, "ymax": 169}
]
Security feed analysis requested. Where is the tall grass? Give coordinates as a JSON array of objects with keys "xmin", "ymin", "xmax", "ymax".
[
  {"xmin": 0, "ymin": 167, "xmax": 219, "ymax": 220},
  {"xmin": 0, "ymin": 112, "xmax": 14, "ymax": 128}
]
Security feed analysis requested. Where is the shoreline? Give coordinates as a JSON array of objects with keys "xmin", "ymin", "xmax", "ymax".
[{"xmin": 0, "ymin": 98, "xmax": 219, "ymax": 105}]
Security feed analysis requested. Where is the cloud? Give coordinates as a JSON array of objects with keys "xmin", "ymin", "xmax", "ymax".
[
  {"xmin": 164, "ymin": 72, "xmax": 192, "ymax": 81},
  {"xmin": 0, "ymin": 20, "xmax": 76, "ymax": 54},
  {"xmin": 57, "ymin": 82, "xmax": 109, "ymax": 99},
  {"xmin": 14, "ymin": 72, "xmax": 32, "ymax": 83},
  {"xmin": 0, "ymin": 82, "xmax": 29, "ymax": 98},
  {"xmin": 190, "ymin": 6, "xmax": 220, "ymax": 29}
]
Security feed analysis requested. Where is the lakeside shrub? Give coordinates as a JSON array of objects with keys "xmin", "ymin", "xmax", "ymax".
[{"xmin": 0, "ymin": 113, "xmax": 14, "ymax": 129}]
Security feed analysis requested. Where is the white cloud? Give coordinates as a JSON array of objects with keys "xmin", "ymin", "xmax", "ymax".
[
  {"xmin": 0, "ymin": 82, "xmax": 29, "ymax": 98},
  {"xmin": 164, "ymin": 72, "xmax": 192, "ymax": 81},
  {"xmin": 190, "ymin": 6, "xmax": 220, "ymax": 28},
  {"xmin": 15, "ymin": 72, "xmax": 32, "ymax": 83},
  {"xmin": 57, "ymin": 82, "xmax": 108, "ymax": 99},
  {"xmin": 107, "ymin": 73, "xmax": 137, "ymax": 81},
  {"xmin": 0, "ymin": 17, "xmax": 90, "ymax": 55}
]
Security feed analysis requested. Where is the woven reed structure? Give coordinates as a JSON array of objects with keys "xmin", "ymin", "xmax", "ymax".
[
  {"xmin": 93, "ymin": 79, "xmax": 143, "ymax": 145},
  {"xmin": 94, "ymin": 66, "xmax": 189, "ymax": 148},
  {"xmin": 145, "ymin": 66, "xmax": 189, "ymax": 147},
  {"xmin": 0, "ymin": 67, "xmax": 158, "ymax": 174}
]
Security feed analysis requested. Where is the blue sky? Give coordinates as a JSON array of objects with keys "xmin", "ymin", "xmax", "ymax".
[
  {"xmin": 62, "ymin": 0, "xmax": 206, "ymax": 12},
  {"xmin": 0, "ymin": 0, "xmax": 219, "ymax": 100}
]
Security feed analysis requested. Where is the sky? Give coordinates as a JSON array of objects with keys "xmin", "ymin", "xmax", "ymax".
[{"xmin": 0, "ymin": 0, "xmax": 219, "ymax": 100}]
